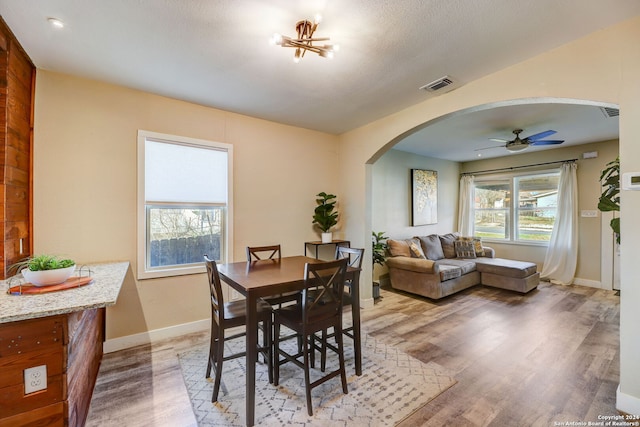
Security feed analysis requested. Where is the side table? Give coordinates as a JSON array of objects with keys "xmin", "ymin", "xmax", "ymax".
[{"xmin": 304, "ymin": 240, "xmax": 351, "ymax": 260}]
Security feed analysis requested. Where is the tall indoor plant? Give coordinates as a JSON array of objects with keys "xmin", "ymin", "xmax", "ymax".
[
  {"xmin": 312, "ymin": 192, "xmax": 338, "ymax": 243},
  {"xmin": 372, "ymin": 231, "xmax": 388, "ymax": 300},
  {"xmin": 598, "ymin": 157, "xmax": 620, "ymax": 244}
]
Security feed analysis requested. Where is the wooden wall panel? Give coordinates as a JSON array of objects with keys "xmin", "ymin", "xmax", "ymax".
[{"xmin": 0, "ymin": 17, "xmax": 34, "ymax": 276}]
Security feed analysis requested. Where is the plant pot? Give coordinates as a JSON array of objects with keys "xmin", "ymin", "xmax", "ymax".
[
  {"xmin": 321, "ymin": 232, "xmax": 333, "ymax": 243},
  {"xmin": 22, "ymin": 265, "xmax": 76, "ymax": 287},
  {"xmin": 373, "ymin": 281, "xmax": 381, "ymax": 300}
]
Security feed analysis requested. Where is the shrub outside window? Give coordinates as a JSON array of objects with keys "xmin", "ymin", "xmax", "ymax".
[
  {"xmin": 137, "ymin": 130, "xmax": 233, "ymax": 279},
  {"xmin": 473, "ymin": 171, "xmax": 559, "ymax": 243}
]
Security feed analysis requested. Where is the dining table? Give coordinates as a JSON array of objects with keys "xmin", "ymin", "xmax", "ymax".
[{"xmin": 217, "ymin": 255, "xmax": 362, "ymax": 426}]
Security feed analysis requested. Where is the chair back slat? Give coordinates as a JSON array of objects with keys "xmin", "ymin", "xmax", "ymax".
[
  {"xmin": 246, "ymin": 244, "xmax": 282, "ymax": 261},
  {"xmin": 302, "ymin": 258, "xmax": 348, "ymax": 325},
  {"xmin": 204, "ymin": 255, "xmax": 224, "ymax": 321},
  {"xmin": 335, "ymin": 246, "xmax": 364, "ymax": 269}
]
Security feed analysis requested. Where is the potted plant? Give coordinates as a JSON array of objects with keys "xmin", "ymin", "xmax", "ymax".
[
  {"xmin": 312, "ymin": 192, "xmax": 338, "ymax": 243},
  {"xmin": 372, "ymin": 231, "xmax": 388, "ymax": 300},
  {"xmin": 10, "ymin": 254, "xmax": 76, "ymax": 287},
  {"xmin": 598, "ymin": 157, "xmax": 620, "ymax": 244}
]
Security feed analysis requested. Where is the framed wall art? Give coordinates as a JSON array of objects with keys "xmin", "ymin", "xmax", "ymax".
[{"xmin": 411, "ymin": 169, "xmax": 438, "ymax": 226}]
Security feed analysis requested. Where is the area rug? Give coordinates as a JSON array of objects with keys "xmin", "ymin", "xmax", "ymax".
[{"xmin": 178, "ymin": 332, "xmax": 456, "ymax": 426}]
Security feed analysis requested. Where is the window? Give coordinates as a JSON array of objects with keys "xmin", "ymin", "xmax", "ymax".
[
  {"xmin": 137, "ymin": 130, "xmax": 233, "ymax": 279},
  {"xmin": 473, "ymin": 171, "xmax": 559, "ymax": 244}
]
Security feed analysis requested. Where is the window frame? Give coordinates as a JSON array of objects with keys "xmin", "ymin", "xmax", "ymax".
[
  {"xmin": 472, "ymin": 169, "xmax": 559, "ymax": 246},
  {"xmin": 136, "ymin": 130, "xmax": 233, "ymax": 280}
]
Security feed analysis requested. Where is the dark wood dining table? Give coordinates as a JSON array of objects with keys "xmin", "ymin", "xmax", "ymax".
[{"xmin": 217, "ymin": 255, "xmax": 362, "ymax": 427}]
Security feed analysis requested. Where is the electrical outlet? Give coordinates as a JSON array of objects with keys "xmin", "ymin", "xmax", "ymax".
[{"xmin": 24, "ymin": 365, "xmax": 47, "ymax": 394}]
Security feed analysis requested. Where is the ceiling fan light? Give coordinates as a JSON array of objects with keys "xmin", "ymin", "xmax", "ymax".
[{"xmin": 506, "ymin": 144, "xmax": 529, "ymax": 152}]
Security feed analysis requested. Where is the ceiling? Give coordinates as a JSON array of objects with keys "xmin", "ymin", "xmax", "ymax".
[{"xmin": 0, "ymin": 0, "xmax": 637, "ymax": 161}]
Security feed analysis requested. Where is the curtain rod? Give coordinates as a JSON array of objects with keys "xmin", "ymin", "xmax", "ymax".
[{"xmin": 461, "ymin": 158, "xmax": 578, "ymax": 176}]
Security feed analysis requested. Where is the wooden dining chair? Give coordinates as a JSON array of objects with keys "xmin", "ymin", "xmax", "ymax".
[
  {"xmin": 272, "ymin": 258, "xmax": 349, "ymax": 416},
  {"xmin": 246, "ymin": 245, "xmax": 300, "ymax": 308},
  {"xmin": 203, "ymin": 255, "xmax": 273, "ymax": 402},
  {"xmin": 316, "ymin": 246, "xmax": 364, "ymax": 371}
]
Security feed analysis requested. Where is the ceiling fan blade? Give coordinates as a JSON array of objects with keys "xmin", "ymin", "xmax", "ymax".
[
  {"xmin": 525, "ymin": 130, "xmax": 557, "ymax": 141},
  {"xmin": 489, "ymin": 138, "xmax": 509, "ymax": 143},
  {"xmin": 475, "ymin": 144, "xmax": 505, "ymax": 151},
  {"xmin": 530, "ymin": 140, "xmax": 564, "ymax": 146}
]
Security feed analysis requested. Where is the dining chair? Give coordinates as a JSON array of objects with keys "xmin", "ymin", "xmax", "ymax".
[
  {"xmin": 246, "ymin": 244, "xmax": 300, "ymax": 308},
  {"xmin": 203, "ymin": 255, "xmax": 273, "ymax": 402},
  {"xmin": 316, "ymin": 246, "xmax": 364, "ymax": 371},
  {"xmin": 272, "ymin": 257, "xmax": 349, "ymax": 416}
]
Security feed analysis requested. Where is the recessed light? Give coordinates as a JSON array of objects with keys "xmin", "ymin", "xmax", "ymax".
[{"xmin": 47, "ymin": 18, "xmax": 65, "ymax": 29}]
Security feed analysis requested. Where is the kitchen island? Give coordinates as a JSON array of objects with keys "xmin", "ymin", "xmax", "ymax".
[{"xmin": 0, "ymin": 261, "xmax": 129, "ymax": 426}]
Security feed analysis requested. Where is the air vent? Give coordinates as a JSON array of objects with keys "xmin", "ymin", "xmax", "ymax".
[
  {"xmin": 420, "ymin": 76, "xmax": 454, "ymax": 92},
  {"xmin": 600, "ymin": 107, "xmax": 619, "ymax": 118}
]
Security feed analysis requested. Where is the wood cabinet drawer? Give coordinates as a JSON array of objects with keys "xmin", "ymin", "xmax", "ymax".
[{"xmin": 0, "ymin": 316, "xmax": 64, "ymax": 357}]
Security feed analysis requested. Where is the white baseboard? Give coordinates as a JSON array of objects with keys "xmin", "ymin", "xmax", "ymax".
[
  {"xmin": 103, "ymin": 318, "xmax": 209, "ymax": 353},
  {"xmin": 360, "ymin": 297, "xmax": 375, "ymax": 309},
  {"xmin": 617, "ymin": 384, "xmax": 640, "ymax": 415},
  {"xmin": 572, "ymin": 277, "xmax": 605, "ymax": 289}
]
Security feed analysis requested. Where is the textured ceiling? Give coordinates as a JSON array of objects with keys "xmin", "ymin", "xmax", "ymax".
[{"xmin": 0, "ymin": 0, "xmax": 637, "ymax": 159}]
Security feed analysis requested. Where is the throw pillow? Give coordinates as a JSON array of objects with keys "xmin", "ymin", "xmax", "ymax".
[
  {"xmin": 454, "ymin": 239, "xmax": 477, "ymax": 259},
  {"xmin": 409, "ymin": 239, "xmax": 426, "ymax": 259},
  {"xmin": 439, "ymin": 233, "xmax": 460, "ymax": 258},
  {"xmin": 387, "ymin": 239, "xmax": 411, "ymax": 257},
  {"xmin": 417, "ymin": 234, "xmax": 445, "ymax": 260},
  {"xmin": 459, "ymin": 236, "xmax": 485, "ymax": 257}
]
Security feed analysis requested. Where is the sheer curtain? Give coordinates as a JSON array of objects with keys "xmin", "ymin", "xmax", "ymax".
[
  {"xmin": 541, "ymin": 162, "xmax": 578, "ymax": 285},
  {"xmin": 458, "ymin": 175, "xmax": 475, "ymax": 236}
]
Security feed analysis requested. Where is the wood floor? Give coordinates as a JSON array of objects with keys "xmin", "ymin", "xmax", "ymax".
[{"xmin": 86, "ymin": 281, "xmax": 620, "ymax": 426}]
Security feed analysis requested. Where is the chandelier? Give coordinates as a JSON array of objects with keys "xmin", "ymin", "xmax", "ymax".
[{"xmin": 270, "ymin": 15, "xmax": 338, "ymax": 63}]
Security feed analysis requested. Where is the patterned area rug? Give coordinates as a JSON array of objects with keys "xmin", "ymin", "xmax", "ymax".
[{"xmin": 178, "ymin": 332, "xmax": 456, "ymax": 426}]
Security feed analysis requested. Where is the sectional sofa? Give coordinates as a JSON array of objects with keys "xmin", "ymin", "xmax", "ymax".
[{"xmin": 385, "ymin": 233, "xmax": 540, "ymax": 300}]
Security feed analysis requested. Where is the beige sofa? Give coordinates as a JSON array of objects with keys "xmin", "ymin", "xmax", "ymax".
[{"xmin": 385, "ymin": 233, "xmax": 539, "ymax": 300}]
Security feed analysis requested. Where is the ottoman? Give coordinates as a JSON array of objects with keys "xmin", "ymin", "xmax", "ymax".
[{"xmin": 474, "ymin": 258, "xmax": 539, "ymax": 293}]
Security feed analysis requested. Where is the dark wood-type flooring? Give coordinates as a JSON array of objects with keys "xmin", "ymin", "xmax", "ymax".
[{"xmin": 86, "ymin": 281, "xmax": 620, "ymax": 426}]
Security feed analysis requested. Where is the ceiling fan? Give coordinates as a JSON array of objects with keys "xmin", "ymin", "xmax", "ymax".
[{"xmin": 477, "ymin": 129, "xmax": 565, "ymax": 153}]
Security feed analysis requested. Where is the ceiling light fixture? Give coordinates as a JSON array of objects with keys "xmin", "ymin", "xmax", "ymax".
[
  {"xmin": 270, "ymin": 15, "xmax": 338, "ymax": 63},
  {"xmin": 47, "ymin": 17, "xmax": 65, "ymax": 29}
]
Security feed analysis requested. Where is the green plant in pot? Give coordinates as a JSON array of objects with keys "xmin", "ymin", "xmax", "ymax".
[
  {"xmin": 598, "ymin": 157, "xmax": 620, "ymax": 244},
  {"xmin": 10, "ymin": 254, "xmax": 76, "ymax": 287},
  {"xmin": 312, "ymin": 192, "xmax": 338, "ymax": 243},
  {"xmin": 372, "ymin": 231, "xmax": 388, "ymax": 300}
]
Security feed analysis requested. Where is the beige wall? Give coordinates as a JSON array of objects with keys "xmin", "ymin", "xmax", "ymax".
[
  {"xmin": 338, "ymin": 17, "xmax": 640, "ymax": 410},
  {"xmin": 460, "ymin": 139, "xmax": 619, "ymax": 284},
  {"xmin": 372, "ymin": 149, "xmax": 460, "ymax": 238},
  {"xmin": 33, "ymin": 71, "xmax": 340, "ymax": 340}
]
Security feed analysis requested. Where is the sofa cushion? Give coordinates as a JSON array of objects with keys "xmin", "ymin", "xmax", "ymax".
[
  {"xmin": 417, "ymin": 234, "xmax": 445, "ymax": 260},
  {"xmin": 474, "ymin": 258, "xmax": 537, "ymax": 278},
  {"xmin": 409, "ymin": 239, "xmax": 426, "ymax": 259},
  {"xmin": 387, "ymin": 239, "xmax": 412, "ymax": 257},
  {"xmin": 439, "ymin": 233, "xmax": 460, "ymax": 258},
  {"xmin": 459, "ymin": 236, "xmax": 485, "ymax": 257},
  {"xmin": 454, "ymin": 239, "xmax": 476, "ymax": 258},
  {"xmin": 438, "ymin": 264, "xmax": 462, "ymax": 281},
  {"xmin": 436, "ymin": 258, "xmax": 477, "ymax": 275}
]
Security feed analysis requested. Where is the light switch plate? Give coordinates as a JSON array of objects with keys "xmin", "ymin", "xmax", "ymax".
[{"xmin": 581, "ymin": 210, "xmax": 598, "ymax": 218}]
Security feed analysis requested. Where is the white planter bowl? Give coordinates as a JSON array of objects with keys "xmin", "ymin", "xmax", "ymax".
[{"xmin": 22, "ymin": 265, "xmax": 76, "ymax": 286}]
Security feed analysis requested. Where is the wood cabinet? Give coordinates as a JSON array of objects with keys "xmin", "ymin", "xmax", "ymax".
[
  {"xmin": 0, "ymin": 309, "xmax": 105, "ymax": 426},
  {"xmin": 0, "ymin": 17, "xmax": 35, "ymax": 279}
]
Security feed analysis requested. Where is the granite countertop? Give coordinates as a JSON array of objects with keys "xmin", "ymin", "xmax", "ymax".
[{"xmin": 0, "ymin": 261, "xmax": 129, "ymax": 323}]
